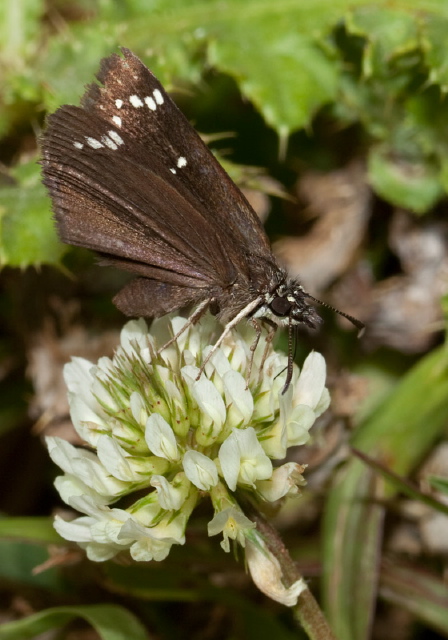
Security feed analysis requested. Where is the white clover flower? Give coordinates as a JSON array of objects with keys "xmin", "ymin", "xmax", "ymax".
[
  {"xmin": 208, "ymin": 482, "xmax": 256, "ymax": 552},
  {"xmin": 256, "ymin": 462, "xmax": 307, "ymax": 502},
  {"xmin": 219, "ymin": 427, "xmax": 273, "ymax": 491},
  {"xmin": 48, "ymin": 314, "xmax": 329, "ymax": 562}
]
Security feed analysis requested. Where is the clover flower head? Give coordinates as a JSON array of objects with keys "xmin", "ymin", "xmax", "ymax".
[{"xmin": 48, "ymin": 314, "xmax": 329, "ymax": 562}]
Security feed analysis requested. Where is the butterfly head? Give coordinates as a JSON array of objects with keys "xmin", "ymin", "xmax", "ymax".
[
  {"xmin": 259, "ymin": 279, "xmax": 364, "ymax": 335},
  {"xmin": 263, "ymin": 282, "xmax": 322, "ymax": 330}
]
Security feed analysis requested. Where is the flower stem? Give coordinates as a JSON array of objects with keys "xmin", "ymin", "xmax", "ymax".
[
  {"xmin": 247, "ymin": 505, "xmax": 337, "ymax": 640},
  {"xmin": 292, "ymin": 589, "xmax": 337, "ymax": 640}
]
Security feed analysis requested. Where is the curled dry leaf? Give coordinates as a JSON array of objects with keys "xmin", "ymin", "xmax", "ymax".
[
  {"xmin": 27, "ymin": 307, "xmax": 118, "ymax": 440},
  {"xmin": 366, "ymin": 211, "xmax": 448, "ymax": 352},
  {"xmin": 331, "ymin": 208, "xmax": 448, "ymax": 351},
  {"xmin": 273, "ymin": 161, "xmax": 371, "ymax": 291}
]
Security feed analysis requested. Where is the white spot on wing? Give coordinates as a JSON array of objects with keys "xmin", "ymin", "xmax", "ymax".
[
  {"xmin": 177, "ymin": 156, "xmax": 187, "ymax": 168},
  {"xmin": 86, "ymin": 137, "xmax": 104, "ymax": 149},
  {"xmin": 101, "ymin": 135, "xmax": 118, "ymax": 150},
  {"xmin": 112, "ymin": 115, "xmax": 122, "ymax": 127},
  {"xmin": 130, "ymin": 95, "xmax": 143, "ymax": 108},
  {"xmin": 153, "ymin": 89, "xmax": 164, "ymax": 105},
  {"xmin": 170, "ymin": 168, "xmax": 177, "ymax": 174},
  {"xmin": 115, "ymin": 99, "xmax": 123, "ymax": 108},
  {"xmin": 73, "ymin": 141, "xmax": 84, "ymax": 149},
  {"xmin": 144, "ymin": 96, "xmax": 157, "ymax": 111},
  {"xmin": 108, "ymin": 130, "xmax": 124, "ymax": 146}
]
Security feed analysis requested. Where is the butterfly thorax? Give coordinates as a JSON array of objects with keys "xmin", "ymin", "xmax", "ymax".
[{"xmin": 213, "ymin": 259, "xmax": 322, "ymax": 331}]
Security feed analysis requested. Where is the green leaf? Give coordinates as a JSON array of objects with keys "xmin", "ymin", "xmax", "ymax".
[
  {"xmin": 0, "ymin": 161, "xmax": 65, "ymax": 267},
  {"xmin": 0, "ymin": 518, "xmax": 63, "ymax": 591},
  {"xmin": 0, "ymin": 0, "xmax": 43, "ymax": 69},
  {"xmin": 336, "ymin": 4, "xmax": 448, "ymax": 212},
  {"xmin": 6, "ymin": 0, "xmax": 448, "ymax": 264},
  {"xmin": 0, "ymin": 540, "xmax": 63, "ymax": 590},
  {"xmin": 346, "ymin": 6, "xmax": 420, "ymax": 78},
  {"xmin": 428, "ymin": 475, "xmax": 448, "ymax": 495},
  {"xmin": 323, "ymin": 460, "xmax": 384, "ymax": 640},
  {"xmin": 0, "ymin": 0, "xmax": 45, "ymax": 134},
  {"xmin": 379, "ymin": 562, "xmax": 448, "ymax": 636},
  {"xmin": 352, "ymin": 449, "xmax": 448, "ymax": 516},
  {"xmin": 0, "ymin": 517, "xmax": 62, "ymax": 545},
  {"xmin": 0, "ymin": 605, "xmax": 149, "ymax": 640},
  {"xmin": 368, "ymin": 144, "xmax": 444, "ymax": 213},
  {"xmin": 36, "ymin": 0, "xmax": 348, "ymax": 136},
  {"xmin": 38, "ymin": 30, "xmax": 125, "ymax": 112},
  {"xmin": 323, "ymin": 344, "xmax": 448, "ymax": 640},
  {"xmin": 421, "ymin": 14, "xmax": 448, "ymax": 91},
  {"xmin": 208, "ymin": 22, "xmax": 339, "ymax": 136}
]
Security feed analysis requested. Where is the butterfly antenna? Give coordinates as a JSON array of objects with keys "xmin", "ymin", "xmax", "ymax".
[{"xmin": 305, "ymin": 293, "xmax": 365, "ymax": 337}]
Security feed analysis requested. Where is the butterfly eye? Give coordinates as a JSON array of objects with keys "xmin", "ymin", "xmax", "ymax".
[{"xmin": 269, "ymin": 296, "xmax": 292, "ymax": 317}]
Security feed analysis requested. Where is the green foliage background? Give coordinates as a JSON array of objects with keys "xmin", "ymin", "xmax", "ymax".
[
  {"xmin": 2, "ymin": 0, "xmax": 448, "ymax": 267},
  {"xmin": 1, "ymin": 2, "xmax": 448, "ymax": 640}
]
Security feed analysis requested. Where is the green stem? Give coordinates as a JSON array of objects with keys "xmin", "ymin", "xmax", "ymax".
[{"xmin": 248, "ymin": 507, "xmax": 337, "ymax": 640}]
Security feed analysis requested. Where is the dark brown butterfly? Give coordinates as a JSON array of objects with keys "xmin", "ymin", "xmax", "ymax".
[{"xmin": 41, "ymin": 48, "xmax": 362, "ymax": 390}]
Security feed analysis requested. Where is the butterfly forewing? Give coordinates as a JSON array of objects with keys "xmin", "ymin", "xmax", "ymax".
[
  {"xmin": 80, "ymin": 49, "xmax": 273, "ymax": 258},
  {"xmin": 42, "ymin": 48, "xmax": 282, "ymax": 319},
  {"xmin": 45, "ymin": 109, "xmax": 229, "ymax": 278},
  {"xmin": 42, "ymin": 48, "xmax": 291, "ymax": 323}
]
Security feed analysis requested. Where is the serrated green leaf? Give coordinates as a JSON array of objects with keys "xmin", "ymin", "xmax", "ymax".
[
  {"xmin": 37, "ymin": 0, "xmax": 347, "ymax": 135},
  {"xmin": 421, "ymin": 14, "xmax": 448, "ymax": 91},
  {"xmin": 208, "ymin": 23, "xmax": 338, "ymax": 136},
  {"xmin": 0, "ymin": 605, "xmax": 149, "ymax": 640},
  {"xmin": 346, "ymin": 6, "xmax": 419, "ymax": 78},
  {"xmin": 38, "ymin": 28, "xmax": 124, "ymax": 111}
]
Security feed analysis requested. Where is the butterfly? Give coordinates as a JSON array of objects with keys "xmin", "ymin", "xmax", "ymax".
[{"xmin": 42, "ymin": 48, "xmax": 363, "ymax": 390}]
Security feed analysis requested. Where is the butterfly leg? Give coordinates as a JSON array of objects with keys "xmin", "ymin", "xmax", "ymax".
[
  {"xmin": 246, "ymin": 318, "xmax": 262, "ymax": 388},
  {"xmin": 195, "ymin": 296, "xmax": 264, "ymax": 380},
  {"xmin": 246, "ymin": 318, "xmax": 277, "ymax": 388},
  {"xmin": 157, "ymin": 298, "xmax": 210, "ymax": 355},
  {"xmin": 256, "ymin": 318, "xmax": 278, "ymax": 387}
]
